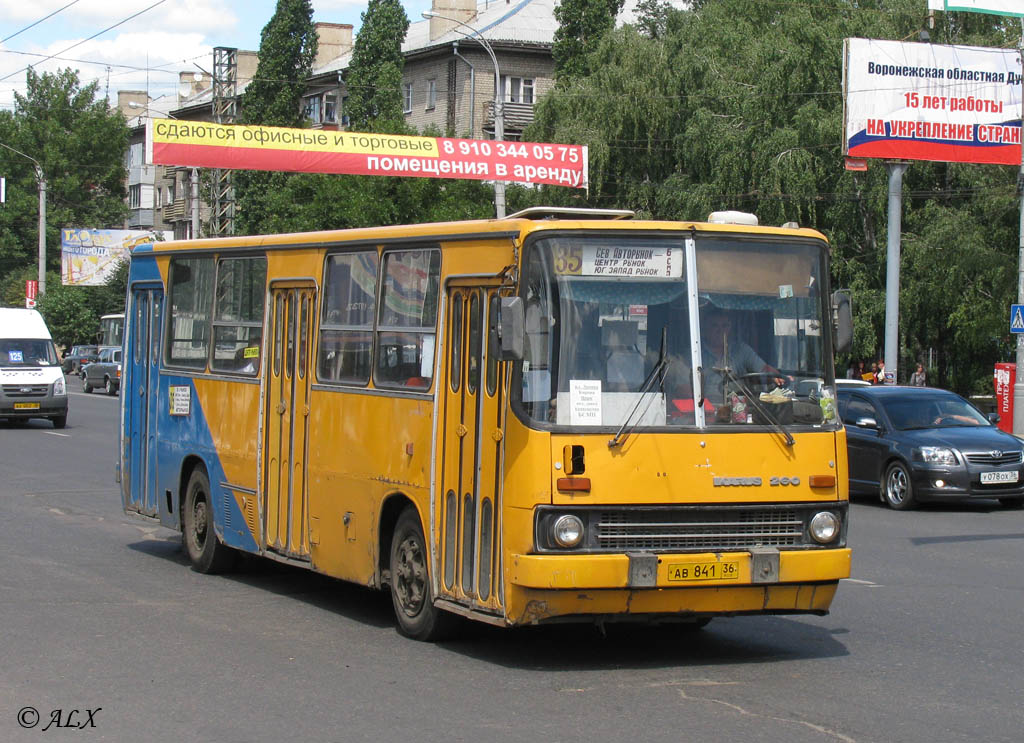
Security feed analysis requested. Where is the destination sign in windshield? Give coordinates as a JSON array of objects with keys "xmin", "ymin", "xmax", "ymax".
[{"xmin": 554, "ymin": 244, "xmax": 681, "ymax": 278}]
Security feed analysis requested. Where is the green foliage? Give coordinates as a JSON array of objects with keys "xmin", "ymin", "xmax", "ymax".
[
  {"xmin": 236, "ymin": 0, "xmax": 318, "ymax": 235},
  {"xmin": 239, "ymin": 0, "xmax": 318, "ymax": 127},
  {"xmin": 0, "ymin": 68, "xmax": 128, "ymax": 284},
  {"xmin": 35, "ymin": 280, "xmax": 98, "ymax": 349},
  {"xmin": 345, "ymin": 0, "xmax": 410, "ymax": 132},
  {"xmin": 553, "ymin": 0, "xmax": 625, "ymax": 80},
  {"xmin": 530, "ymin": 0, "xmax": 1021, "ymax": 392}
]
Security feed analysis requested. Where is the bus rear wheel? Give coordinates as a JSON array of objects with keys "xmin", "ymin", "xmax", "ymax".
[
  {"xmin": 183, "ymin": 467, "xmax": 235, "ymax": 574},
  {"xmin": 389, "ymin": 507, "xmax": 453, "ymax": 641}
]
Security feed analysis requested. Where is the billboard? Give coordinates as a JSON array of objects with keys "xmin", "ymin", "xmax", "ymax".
[
  {"xmin": 931, "ymin": 1, "xmax": 1024, "ymax": 16},
  {"xmin": 843, "ymin": 38, "xmax": 1022, "ymax": 165},
  {"xmin": 61, "ymin": 229, "xmax": 171, "ymax": 286},
  {"xmin": 146, "ymin": 120, "xmax": 588, "ymax": 190}
]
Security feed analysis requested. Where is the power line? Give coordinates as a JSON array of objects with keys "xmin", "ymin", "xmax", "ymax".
[
  {"xmin": 0, "ymin": 0, "xmax": 171, "ymax": 83},
  {"xmin": 1, "ymin": 0, "xmax": 84, "ymax": 44}
]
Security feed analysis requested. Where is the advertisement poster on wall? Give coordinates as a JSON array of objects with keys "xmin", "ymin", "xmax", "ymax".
[
  {"xmin": 61, "ymin": 229, "xmax": 171, "ymax": 286},
  {"xmin": 843, "ymin": 38, "xmax": 1022, "ymax": 165}
]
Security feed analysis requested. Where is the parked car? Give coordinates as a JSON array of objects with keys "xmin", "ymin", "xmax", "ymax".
[
  {"xmin": 836, "ymin": 378, "xmax": 871, "ymax": 387},
  {"xmin": 837, "ymin": 385, "xmax": 1024, "ymax": 510},
  {"xmin": 81, "ymin": 347, "xmax": 121, "ymax": 396},
  {"xmin": 61, "ymin": 344, "xmax": 98, "ymax": 374}
]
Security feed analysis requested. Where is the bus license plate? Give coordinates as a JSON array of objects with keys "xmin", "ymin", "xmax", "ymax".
[
  {"xmin": 13, "ymin": 402, "xmax": 39, "ymax": 410},
  {"xmin": 666, "ymin": 560, "xmax": 740, "ymax": 582},
  {"xmin": 981, "ymin": 471, "xmax": 1018, "ymax": 484}
]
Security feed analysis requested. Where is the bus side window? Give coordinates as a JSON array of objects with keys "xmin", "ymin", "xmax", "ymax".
[
  {"xmin": 318, "ymin": 251, "xmax": 377, "ymax": 385},
  {"xmin": 374, "ymin": 248, "xmax": 440, "ymax": 390}
]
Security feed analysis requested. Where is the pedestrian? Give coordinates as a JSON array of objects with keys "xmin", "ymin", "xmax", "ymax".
[
  {"xmin": 876, "ymin": 360, "xmax": 886, "ymax": 385},
  {"xmin": 857, "ymin": 360, "xmax": 871, "ymax": 383},
  {"xmin": 910, "ymin": 362, "xmax": 926, "ymax": 387},
  {"xmin": 869, "ymin": 361, "xmax": 879, "ymax": 384},
  {"xmin": 845, "ymin": 361, "xmax": 857, "ymax": 379}
]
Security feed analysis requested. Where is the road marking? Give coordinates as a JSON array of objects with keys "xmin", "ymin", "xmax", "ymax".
[
  {"xmin": 843, "ymin": 578, "xmax": 881, "ymax": 587},
  {"xmin": 44, "ymin": 431, "xmax": 70, "ymax": 437}
]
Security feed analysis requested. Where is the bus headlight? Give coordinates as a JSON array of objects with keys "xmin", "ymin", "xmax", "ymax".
[
  {"xmin": 53, "ymin": 376, "xmax": 66, "ymax": 396},
  {"xmin": 809, "ymin": 511, "xmax": 840, "ymax": 544},
  {"xmin": 552, "ymin": 514, "xmax": 585, "ymax": 549}
]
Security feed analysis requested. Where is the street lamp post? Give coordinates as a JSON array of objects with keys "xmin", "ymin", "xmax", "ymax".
[
  {"xmin": 128, "ymin": 103, "xmax": 201, "ymax": 238},
  {"xmin": 0, "ymin": 141, "xmax": 47, "ymax": 296},
  {"xmin": 422, "ymin": 11, "xmax": 505, "ymax": 218}
]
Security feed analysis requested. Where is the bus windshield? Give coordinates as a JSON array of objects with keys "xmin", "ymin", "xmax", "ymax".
[{"xmin": 516, "ymin": 233, "xmax": 833, "ymax": 429}]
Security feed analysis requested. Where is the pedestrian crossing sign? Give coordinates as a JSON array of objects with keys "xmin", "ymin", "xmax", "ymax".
[{"xmin": 1012, "ymin": 305, "xmax": 1024, "ymax": 333}]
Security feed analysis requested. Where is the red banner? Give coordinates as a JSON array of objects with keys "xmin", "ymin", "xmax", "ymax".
[{"xmin": 147, "ymin": 120, "xmax": 588, "ymax": 189}]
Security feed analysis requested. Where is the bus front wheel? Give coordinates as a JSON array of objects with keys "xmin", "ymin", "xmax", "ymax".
[
  {"xmin": 183, "ymin": 467, "xmax": 235, "ymax": 574},
  {"xmin": 389, "ymin": 507, "xmax": 453, "ymax": 641}
]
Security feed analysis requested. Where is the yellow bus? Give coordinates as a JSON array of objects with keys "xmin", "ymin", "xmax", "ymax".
[{"xmin": 120, "ymin": 207, "xmax": 852, "ymax": 640}]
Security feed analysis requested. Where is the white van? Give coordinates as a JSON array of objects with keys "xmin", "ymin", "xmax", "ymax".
[{"xmin": 0, "ymin": 308, "xmax": 68, "ymax": 428}]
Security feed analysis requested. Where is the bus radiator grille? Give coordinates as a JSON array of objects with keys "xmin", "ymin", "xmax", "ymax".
[{"xmin": 595, "ymin": 509, "xmax": 804, "ymax": 552}]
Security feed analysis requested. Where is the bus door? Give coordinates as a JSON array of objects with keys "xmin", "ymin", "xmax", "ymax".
[
  {"xmin": 263, "ymin": 282, "xmax": 316, "ymax": 561},
  {"xmin": 439, "ymin": 282, "xmax": 508, "ymax": 612},
  {"xmin": 125, "ymin": 285, "xmax": 163, "ymax": 517}
]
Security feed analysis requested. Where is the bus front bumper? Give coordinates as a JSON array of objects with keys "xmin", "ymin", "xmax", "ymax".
[
  {"xmin": 503, "ymin": 549, "xmax": 850, "ymax": 625},
  {"xmin": 510, "ymin": 548, "xmax": 850, "ymax": 589}
]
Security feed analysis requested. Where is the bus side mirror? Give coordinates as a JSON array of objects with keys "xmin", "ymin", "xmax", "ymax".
[
  {"xmin": 496, "ymin": 296, "xmax": 524, "ymax": 360},
  {"xmin": 832, "ymin": 290, "xmax": 852, "ymax": 355}
]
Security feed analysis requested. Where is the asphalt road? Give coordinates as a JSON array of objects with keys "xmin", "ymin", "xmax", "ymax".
[{"xmin": 2, "ymin": 381, "xmax": 1023, "ymax": 742}]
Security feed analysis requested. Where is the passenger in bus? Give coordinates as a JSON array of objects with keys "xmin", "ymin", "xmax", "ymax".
[{"xmin": 700, "ymin": 306, "xmax": 782, "ymax": 405}]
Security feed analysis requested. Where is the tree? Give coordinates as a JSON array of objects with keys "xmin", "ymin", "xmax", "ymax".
[
  {"xmin": 528, "ymin": 0, "xmax": 1021, "ymax": 392},
  {"xmin": 0, "ymin": 69, "xmax": 128, "ymax": 285},
  {"xmin": 553, "ymin": 0, "xmax": 625, "ymax": 80},
  {"xmin": 35, "ymin": 279, "xmax": 97, "ymax": 349},
  {"xmin": 344, "ymin": 0, "xmax": 410, "ymax": 132},
  {"xmin": 238, "ymin": 0, "xmax": 318, "ymax": 128},
  {"xmin": 235, "ymin": 0, "xmax": 318, "ymax": 235}
]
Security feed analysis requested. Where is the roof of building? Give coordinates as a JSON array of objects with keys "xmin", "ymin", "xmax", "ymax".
[{"xmin": 312, "ymin": 0, "xmax": 556, "ymax": 76}]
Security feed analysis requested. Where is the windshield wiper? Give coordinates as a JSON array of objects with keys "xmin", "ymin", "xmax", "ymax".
[
  {"xmin": 718, "ymin": 365, "xmax": 795, "ymax": 447},
  {"xmin": 609, "ymin": 328, "xmax": 668, "ymax": 448}
]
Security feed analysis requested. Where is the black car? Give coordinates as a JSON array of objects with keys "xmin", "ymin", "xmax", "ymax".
[
  {"xmin": 61, "ymin": 344, "xmax": 98, "ymax": 374},
  {"xmin": 837, "ymin": 385, "xmax": 1024, "ymax": 510}
]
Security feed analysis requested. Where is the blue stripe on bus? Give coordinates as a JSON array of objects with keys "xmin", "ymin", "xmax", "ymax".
[{"xmin": 154, "ymin": 373, "xmax": 260, "ymax": 554}]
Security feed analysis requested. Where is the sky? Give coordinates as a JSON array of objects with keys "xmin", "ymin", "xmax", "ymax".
[{"xmin": 0, "ymin": 0, "xmax": 650, "ymax": 114}]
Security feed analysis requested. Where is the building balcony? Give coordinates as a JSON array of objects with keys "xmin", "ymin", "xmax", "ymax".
[
  {"xmin": 162, "ymin": 199, "xmax": 186, "ymax": 221},
  {"xmin": 484, "ymin": 101, "xmax": 535, "ymax": 132}
]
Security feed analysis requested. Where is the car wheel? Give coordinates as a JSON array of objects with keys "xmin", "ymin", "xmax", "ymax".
[
  {"xmin": 389, "ymin": 506, "xmax": 454, "ymax": 641},
  {"xmin": 81, "ymin": 375, "xmax": 91, "ymax": 393},
  {"xmin": 105, "ymin": 377, "xmax": 116, "ymax": 396},
  {"xmin": 182, "ymin": 467, "xmax": 236, "ymax": 574},
  {"xmin": 882, "ymin": 461, "xmax": 916, "ymax": 510},
  {"xmin": 51, "ymin": 415, "xmax": 67, "ymax": 429}
]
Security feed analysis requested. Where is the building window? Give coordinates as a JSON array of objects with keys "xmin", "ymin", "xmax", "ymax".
[
  {"xmin": 403, "ymin": 82, "xmax": 413, "ymax": 114},
  {"xmin": 503, "ymin": 76, "xmax": 535, "ymax": 104},
  {"xmin": 129, "ymin": 184, "xmax": 142, "ymax": 209},
  {"xmin": 324, "ymin": 93, "xmax": 338, "ymax": 124},
  {"xmin": 304, "ymin": 94, "xmax": 322, "ymax": 124},
  {"xmin": 426, "ymin": 79, "xmax": 436, "ymax": 110}
]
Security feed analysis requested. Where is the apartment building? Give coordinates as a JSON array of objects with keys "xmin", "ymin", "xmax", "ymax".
[{"xmin": 119, "ymin": 0, "xmax": 556, "ymax": 236}]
